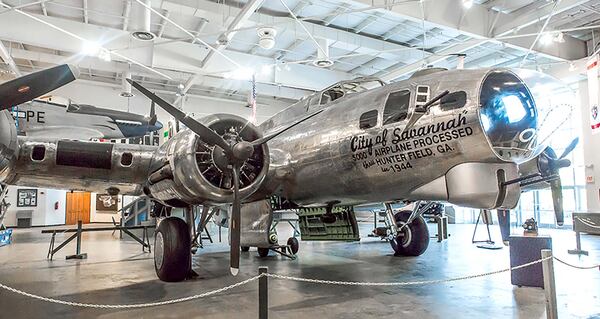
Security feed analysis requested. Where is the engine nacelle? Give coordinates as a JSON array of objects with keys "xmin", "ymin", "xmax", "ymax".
[
  {"xmin": 147, "ymin": 114, "xmax": 269, "ymax": 207},
  {"xmin": 0, "ymin": 110, "xmax": 19, "ymax": 181}
]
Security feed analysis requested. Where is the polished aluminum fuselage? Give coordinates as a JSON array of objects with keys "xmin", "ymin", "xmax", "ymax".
[
  {"xmin": 0, "ymin": 68, "xmax": 531, "ymax": 210},
  {"xmin": 256, "ymin": 69, "xmax": 511, "ymax": 207}
]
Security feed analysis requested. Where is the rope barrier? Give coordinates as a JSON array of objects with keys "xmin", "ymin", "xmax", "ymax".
[{"xmin": 0, "ymin": 255, "xmax": 596, "ymax": 309}]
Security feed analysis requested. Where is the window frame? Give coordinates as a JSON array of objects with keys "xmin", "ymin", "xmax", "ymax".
[
  {"xmin": 382, "ymin": 89, "xmax": 412, "ymax": 126},
  {"xmin": 359, "ymin": 110, "xmax": 379, "ymax": 130}
]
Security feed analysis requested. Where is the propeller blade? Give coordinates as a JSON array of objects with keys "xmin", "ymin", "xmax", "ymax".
[
  {"xmin": 251, "ymin": 109, "xmax": 324, "ymax": 146},
  {"xmin": 230, "ymin": 165, "xmax": 241, "ymax": 276},
  {"xmin": 149, "ymin": 101, "xmax": 157, "ymax": 125},
  {"xmin": 0, "ymin": 64, "xmax": 78, "ymax": 111},
  {"xmin": 559, "ymin": 137, "xmax": 579, "ymax": 160},
  {"xmin": 128, "ymin": 79, "xmax": 230, "ymax": 151},
  {"xmin": 550, "ymin": 178, "xmax": 564, "ymax": 226}
]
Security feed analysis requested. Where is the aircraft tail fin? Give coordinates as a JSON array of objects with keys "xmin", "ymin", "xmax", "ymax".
[
  {"xmin": 0, "ymin": 64, "xmax": 78, "ymax": 111},
  {"xmin": 149, "ymin": 101, "xmax": 157, "ymax": 125}
]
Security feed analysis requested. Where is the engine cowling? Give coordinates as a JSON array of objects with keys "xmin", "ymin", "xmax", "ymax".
[{"xmin": 146, "ymin": 114, "xmax": 269, "ymax": 206}]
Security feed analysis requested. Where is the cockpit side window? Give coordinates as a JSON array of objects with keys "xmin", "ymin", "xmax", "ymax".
[
  {"xmin": 321, "ymin": 86, "xmax": 344, "ymax": 105},
  {"xmin": 440, "ymin": 91, "xmax": 467, "ymax": 111},
  {"xmin": 383, "ymin": 90, "xmax": 411, "ymax": 125}
]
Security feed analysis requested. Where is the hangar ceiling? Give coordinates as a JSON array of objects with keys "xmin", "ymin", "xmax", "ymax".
[{"xmin": 0, "ymin": 0, "xmax": 598, "ymax": 106}]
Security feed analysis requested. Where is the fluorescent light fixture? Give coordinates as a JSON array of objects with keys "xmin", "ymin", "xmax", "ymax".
[
  {"xmin": 462, "ymin": 0, "xmax": 474, "ymax": 9},
  {"xmin": 98, "ymin": 48, "xmax": 112, "ymax": 62},
  {"xmin": 260, "ymin": 64, "xmax": 273, "ymax": 75},
  {"xmin": 540, "ymin": 33, "xmax": 554, "ymax": 45},
  {"xmin": 569, "ymin": 62, "xmax": 576, "ymax": 72},
  {"xmin": 82, "ymin": 41, "xmax": 101, "ymax": 56},
  {"xmin": 502, "ymin": 95, "xmax": 527, "ymax": 123},
  {"xmin": 224, "ymin": 67, "xmax": 254, "ymax": 80}
]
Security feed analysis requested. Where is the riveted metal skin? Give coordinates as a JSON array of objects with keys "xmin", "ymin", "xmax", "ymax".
[
  {"xmin": 251, "ymin": 68, "xmax": 558, "ymax": 209},
  {"xmin": 4, "ymin": 138, "xmax": 154, "ymax": 195},
  {"xmin": 0, "ymin": 68, "xmax": 571, "ymax": 211}
]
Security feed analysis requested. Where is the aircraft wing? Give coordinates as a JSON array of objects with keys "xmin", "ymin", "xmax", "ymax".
[{"xmin": 21, "ymin": 127, "xmax": 105, "ymax": 141}]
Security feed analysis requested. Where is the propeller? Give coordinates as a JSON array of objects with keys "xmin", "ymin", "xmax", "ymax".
[
  {"xmin": 539, "ymin": 137, "xmax": 579, "ymax": 226},
  {"xmin": 0, "ymin": 64, "xmax": 78, "ymax": 111},
  {"xmin": 128, "ymin": 79, "xmax": 322, "ymax": 275},
  {"xmin": 149, "ymin": 101, "xmax": 157, "ymax": 126}
]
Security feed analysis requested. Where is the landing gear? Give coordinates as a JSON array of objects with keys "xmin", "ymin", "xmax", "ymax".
[
  {"xmin": 257, "ymin": 247, "xmax": 270, "ymax": 257},
  {"xmin": 287, "ymin": 237, "xmax": 299, "ymax": 255},
  {"xmin": 390, "ymin": 210, "xmax": 430, "ymax": 256},
  {"xmin": 154, "ymin": 217, "xmax": 191, "ymax": 282},
  {"xmin": 241, "ymin": 246, "xmax": 250, "ymax": 252}
]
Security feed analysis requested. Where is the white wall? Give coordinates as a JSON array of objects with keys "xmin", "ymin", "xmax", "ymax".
[
  {"xmin": 578, "ymin": 80, "xmax": 600, "ymax": 213},
  {"xmin": 2, "ymin": 186, "xmax": 66, "ymax": 227}
]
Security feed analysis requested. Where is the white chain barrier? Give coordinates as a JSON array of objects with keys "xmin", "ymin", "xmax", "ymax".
[
  {"xmin": 265, "ymin": 256, "xmax": 552, "ymax": 286},
  {"xmin": 0, "ymin": 275, "xmax": 262, "ymax": 309},
  {"xmin": 0, "ymin": 255, "xmax": 597, "ymax": 309}
]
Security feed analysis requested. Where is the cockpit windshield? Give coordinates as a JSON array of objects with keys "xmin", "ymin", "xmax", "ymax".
[{"xmin": 319, "ymin": 78, "xmax": 385, "ymax": 105}]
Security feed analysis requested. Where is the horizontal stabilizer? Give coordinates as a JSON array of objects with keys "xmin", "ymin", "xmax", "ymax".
[{"xmin": 0, "ymin": 64, "xmax": 78, "ymax": 111}]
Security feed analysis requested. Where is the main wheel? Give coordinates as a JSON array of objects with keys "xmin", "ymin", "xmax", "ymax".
[
  {"xmin": 241, "ymin": 246, "xmax": 250, "ymax": 252},
  {"xmin": 257, "ymin": 247, "xmax": 270, "ymax": 258},
  {"xmin": 390, "ymin": 210, "xmax": 429, "ymax": 256},
  {"xmin": 287, "ymin": 237, "xmax": 299, "ymax": 255},
  {"xmin": 154, "ymin": 217, "xmax": 191, "ymax": 282}
]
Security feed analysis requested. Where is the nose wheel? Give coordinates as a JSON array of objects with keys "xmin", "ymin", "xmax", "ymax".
[{"xmin": 389, "ymin": 211, "xmax": 429, "ymax": 256}]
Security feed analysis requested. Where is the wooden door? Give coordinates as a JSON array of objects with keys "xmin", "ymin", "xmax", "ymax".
[{"xmin": 65, "ymin": 192, "xmax": 91, "ymax": 225}]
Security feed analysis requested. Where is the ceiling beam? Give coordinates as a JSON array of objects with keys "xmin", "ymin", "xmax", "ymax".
[
  {"xmin": 352, "ymin": 0, "xmax": 587, "ymax": 61},
  {"xmin": 0, "ymin": 41, "xmax": 21, "ymax": 76},
  {"xmin": 200, "ymin": 0, "xmax": 265, "ymax": 68}
]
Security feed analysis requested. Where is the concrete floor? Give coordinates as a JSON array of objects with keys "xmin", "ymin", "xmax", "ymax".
[{"xmin": 0, "ymin": 222, "xmax": 599, "ymax": 319}]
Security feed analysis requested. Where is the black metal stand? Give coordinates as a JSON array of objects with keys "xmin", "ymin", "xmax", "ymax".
[
  {"xmin": 259, "ymin": 266, "xmax": 268, "ymax": 319},
  {"xmin": 44, "ymin": 223, "xmax": 152, "ymax": 260},
  {"xmin": 472, "ymin": 210, "xmax": 502, "ymax": 250},
  {"xmin": 568, "ymin": 231, "xmax": 589, "ymax": 256}
]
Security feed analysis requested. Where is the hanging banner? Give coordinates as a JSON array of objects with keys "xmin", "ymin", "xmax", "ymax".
[{"xmin": 587, "ymin": 55, "xmax": 600, "ymax": 135}]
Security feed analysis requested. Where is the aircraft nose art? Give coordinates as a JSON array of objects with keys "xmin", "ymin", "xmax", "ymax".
[{"xmin": 478, "ymin": 69, "xmax": 574, "ymax": 164}]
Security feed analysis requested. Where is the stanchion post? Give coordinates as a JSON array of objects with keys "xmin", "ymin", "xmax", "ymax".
[
  {"xmin": 541, "ymin": 249, "xmax": 558, "ymax": 319},
  {"xmin": 259, "ymin": 266, "xmax": 268, "ymax": 319},
  {"xmin": 75, "ymin": 220, "xmax": 82, "ymax": 255}
]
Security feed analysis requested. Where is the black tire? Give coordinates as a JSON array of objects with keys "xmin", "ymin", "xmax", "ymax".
[
  {"xmin": 241, "ymin": 246, "xmax": 250, "ymax": 252},
  {"xmin": 287, "ymin": 237, "xmax": 299, "ymax": 255},
  {"xmin": 154, "ymin": 217, "xmax": 191, "ymax": 282},
  {"xmin": 257, "ymin": 247, "xmax": 270, "ymax": 258},
  {"xmin": 390, "ymin": 210, "xmax": 429, "ymax": 256}
]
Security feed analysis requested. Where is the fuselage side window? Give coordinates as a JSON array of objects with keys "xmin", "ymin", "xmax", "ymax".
[
  {"xmin": 440, "ymin": 91, "xmax": 467, "ymax": 111},
  {"xmin": 383, "ymin": 90, "xmax": 411, "ymax": 125},
  {"xmin": 359, "ymin": 110, "xmax": 378, "ymax": 129}
]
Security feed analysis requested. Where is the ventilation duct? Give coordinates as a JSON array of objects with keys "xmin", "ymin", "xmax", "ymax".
[
  {"xmin": 121, "ymin": 71, "xmax": 134, "ymax": 98},
  {"xmin": 312, "ymin": 38, "xmax": 333, "ymax": 68},
  {"xmin": 130, "ymin": 0, "xmax": 155, "ymax": 41}
]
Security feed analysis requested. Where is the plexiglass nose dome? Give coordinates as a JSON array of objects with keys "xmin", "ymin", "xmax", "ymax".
[{"xmin": 479, "ymin": 69, "xmax": 574, "ymax": 164}]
